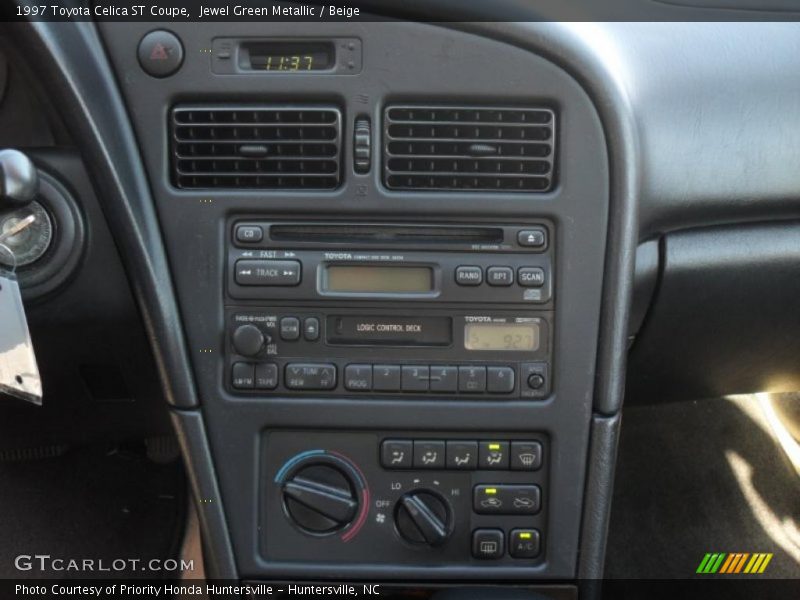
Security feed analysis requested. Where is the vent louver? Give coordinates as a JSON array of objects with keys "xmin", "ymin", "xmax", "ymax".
[
  {"xmin": 384, "ymin": 105, "xmax": 555, "ymax": 192},
  {"xmin": 170, "ymin": 106, "xmax": 342, "ymax": 189}
]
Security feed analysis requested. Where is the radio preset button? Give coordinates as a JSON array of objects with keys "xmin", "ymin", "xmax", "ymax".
[
  {"xmin": 517, "ymin": 228, "xmax": 547, "ymax": 249},
  {"xmin": 373, "ymin": 365, "xmax": 401, "ymax": 391},
  {"xmin": 487, "ymin": 366, "xmax": 515, "ymax": 394},
  {"xmin": 235, "ymin": 225, "xmax": 263, "ymax": 243},
  {"xmin": 455, "ymin": 266, "xmax": 483, "ymax": 286},
  {"xmin": 285, "ymin": 363, "xmax": 337, "ymax": 390},
  {"xmin": 429, "ymin": 366, "xmax": 458, "ymax": 393},
  {"xmin": 402, "ymin": 366, "xmax": 430, "ymax": 392},
  {"xmin": 478, "ymin": 441, "xmax": 509, "ymax": 469},
  {"xmin": 255, "ymin": 363, "xmax": 278, "ymax": 390},
  {"xmin": 486, "ymin": 266, "xmax": 514, "ymax": 287},
  {"xmin": 518, "ymin": 267, "xmax": 545, "ymax": 288},
  {"xmin": 458, "ymin": 366, "xmax": 487, "ymax": 393},
  {"xmin": 303, "ymin": 317, "xmax": 320, "ymax": 341},
  {"xmin": 280, "ymin": 317, "xmax": 300, "ymax": 341},
  {"xmin": 234, "ymin": 259, "xmax": 301, "ymax": 286},
  {"xmin": 345, "ymin": 364, "xmax": 373, "ymax": 391},
  {"xmin": 231, "ymin": 362, "xmax": 255, "ymax": 389}
]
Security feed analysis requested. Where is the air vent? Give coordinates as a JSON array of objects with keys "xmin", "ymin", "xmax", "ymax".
[
  {"xmin": 170, "ymin": 106, "xmax": 342, "ymax": 189},
  {"xmin": 384, "ymin": 105, "xmax": 555, "ymax": 192}
]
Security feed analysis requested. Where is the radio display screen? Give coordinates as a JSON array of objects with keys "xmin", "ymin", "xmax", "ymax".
[
  {"xmin": 324, "ymin": 265, "xmax": 433, "ymax": 294},
  {"xmin": 322, "ymin": 265, "xmax": 433, "ymax": 294},
  {"xmin": 464, "ymin": 322, "xmax": 540, "ymax": 351}
]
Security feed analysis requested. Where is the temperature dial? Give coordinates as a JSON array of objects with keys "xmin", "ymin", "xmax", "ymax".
[
  {"xmin": 394, "ymin": 490, "xmax": 452, "ymax": 547},
  {"xmin": 280, "ymin": 455, "xmax": 361, "ymax": 535}
]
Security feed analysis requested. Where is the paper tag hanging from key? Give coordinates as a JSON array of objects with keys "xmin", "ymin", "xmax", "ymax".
[{"xmin": 0, "ymin": 241, "xmax": 42, "ymax": 405}]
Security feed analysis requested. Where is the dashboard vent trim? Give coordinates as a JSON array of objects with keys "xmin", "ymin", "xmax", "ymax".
[
  {"xmin": 383, "ymin": 105, "xmax": 556, "ymax": 192},
  {"xmin": 170, "ymin": 105, "xmax": 342, "ymax": 190}
]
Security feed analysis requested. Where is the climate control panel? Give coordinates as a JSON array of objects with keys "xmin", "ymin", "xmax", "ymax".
[{"xmin": 262, "ymin": 430, "xmax": 548, "ymax": 566}]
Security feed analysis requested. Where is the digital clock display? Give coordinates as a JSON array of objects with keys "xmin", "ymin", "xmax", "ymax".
[
  {"xmin": 464, "ymin": 322, "xmax": 540, "ymax": 351},
  {"xmin": 245, "ymin": 42, "xmax": 334, "ymax": 72}
]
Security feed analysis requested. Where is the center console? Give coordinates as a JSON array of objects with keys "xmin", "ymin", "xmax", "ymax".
[{"xmin": 97, "ymin": 18, "xmax": 611, "ymax": 585}]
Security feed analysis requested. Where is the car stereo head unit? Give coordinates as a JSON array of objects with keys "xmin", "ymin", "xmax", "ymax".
[
  {"xmin": 227, "ymin": 221, "xmax": 553, "ymax": 305},
  {"xmin": 225, "ymin": 221, "xmax": 555, "ymax": 400}
]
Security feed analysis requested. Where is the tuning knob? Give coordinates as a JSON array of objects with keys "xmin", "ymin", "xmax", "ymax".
[
  {"xmin": 282, "ymin": 462, "xmax": 359, "ymax": 534},
  {"xmin": 394, "ymin": 490, "xmax": 452, "ymax": 546},
  {"xmin": 232, "ymin": 324, "xmax": 267, "ymax": 356}
]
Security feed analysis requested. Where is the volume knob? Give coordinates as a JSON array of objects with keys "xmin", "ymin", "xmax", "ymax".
[
  {"xmin": 394, "ymin": 490, "xmax": 452, "ymax": 547},
  {"xmin": 232, "ymin": 324, "xmax": 266, "ymax": 357}
]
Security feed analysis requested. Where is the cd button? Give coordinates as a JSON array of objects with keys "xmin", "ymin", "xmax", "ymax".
[
  {"xmin": 235, "ymin": 225, "xmax": 263, "ymax": 243},
  {"xmin": 455, "ymin": 266, "xmax": 483, "ymax": 286},
  {"xmin": 486, "ymin": 266, "xmax": 514, "ymax": 287}
]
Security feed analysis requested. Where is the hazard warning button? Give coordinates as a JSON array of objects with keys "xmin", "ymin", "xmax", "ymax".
[{"xmin": 137, "ymin": 30, "xmax": 183, "ymax": 78}]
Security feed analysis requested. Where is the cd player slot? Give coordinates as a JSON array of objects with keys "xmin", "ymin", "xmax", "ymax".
[{"xmin": 269, "ymin": 224, "xmax": 504, "ymax": 245}]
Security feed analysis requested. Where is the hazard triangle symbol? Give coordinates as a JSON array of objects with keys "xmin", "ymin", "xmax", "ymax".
[{"xmin": 150, "ymin": 43, "xmax": 169, "ymax": 61}]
